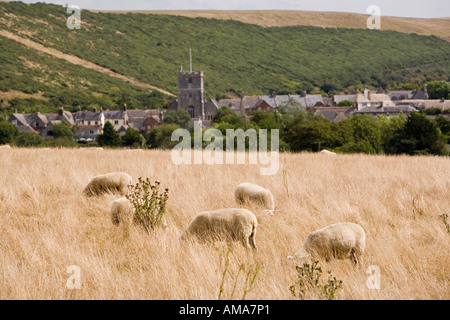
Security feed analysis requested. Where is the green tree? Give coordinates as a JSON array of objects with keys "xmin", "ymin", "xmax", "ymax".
[
  {"xmin": 285, "ymin": 118, "xmax": 332, "ymax": 152},
  {"xmin": 348, "ymin": 115, "xmax": 382, "ymax": 153},
  {"xmin": 337, "ymin": 100, "xmax": 354, "ymax": 107},
  {"xmin": 0, "ymin": 120, "xmax": 19, "ymax": 145},
  {"xmin": 97, "ymin": 121, "xmax": 121, "ymax": 147},
  {"xmin": 426, "ymin": 81, "xmax": 450, "ymax": 100},
  {"xmin": 15, "ymin": 131, "xmax": 44, "ymax": 147},
  {"xmin": 163, "ymin": 109, "xmax": 191, "ymax": 129},
  {"xmin": 52, "ymin": 121, "xmax": 74, "ymax": 140},
  {"xmin": 213, "ymin": 107, "xmax": 240, "ymax": 124},
  {"xmin": 122, "ymin": 127, "xmax": 146, "ymax": 148},
  {"xmin": 388, "ymin": 112, "xmax": 447, "ymax": 155},
  {"xmin": 147, "ymin": 124, "xmax": 181, "ymax": 149}
]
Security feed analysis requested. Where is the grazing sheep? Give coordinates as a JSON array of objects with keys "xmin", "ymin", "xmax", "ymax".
[
  {"xmin": 84, "ymin": 172, "xmax": 133, "ymax": 197},
  {"xmin": 111, "ymin": 197, "xmax": 135, "ymax": 238},
  {"xmin": 234, "ymin": 182, "xmax": 275, "ymax": 214},
  {"xmin": 320, "ymin": 149, "xmax": 336, "ymax": 155},
  {"xmin": 180, "ymin": 208, "xmax": 258, "ymax": 251},
  {"xmin": 288, "ymin": 222, "xmax": 366, "ymax": 266},
  {"xmin": 0, "ymin": 145, "xmax": 11, "ymax": 149}
]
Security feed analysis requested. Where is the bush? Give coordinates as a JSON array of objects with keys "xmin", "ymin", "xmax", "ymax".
[
  {"xmin": 125, "ymin": 178, "xmax": 169, "ymax": 232},
  {"xmin": 0, "ymin": 120, "xmax": 19, "ymax": 145},
  {"xmin": 337, "ymin": 140, "xmax": 376, "ymax": 154},
  {"xmin": 97, "ymin": 122, "xmax": 121, "ymax": 147},
  {"xmin": 122, "ymin": 127, "xmax": 146, "ymax": 148},
  {"xmin": 146, "ymin": 124, "xmax": 181, "ymax": 149},
  {"xmin": 337, "ymin": 100, "xmax": 354, "ymax": 107},
  {"xmin": 15, "ymin": 131, "xmax": 44, "ymax": 147},
  {"xmin": 289, "ymin": 261, "xmax": 343, "ymax": 300}
]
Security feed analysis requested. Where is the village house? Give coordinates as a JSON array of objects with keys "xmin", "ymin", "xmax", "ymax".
[
  {"xmin": 8, "ymin": 107, "xmax": 75, "ymax": 140},
  {"xmin": 126, "ymin": 109, "xmax": 164, "ymax": 134}
]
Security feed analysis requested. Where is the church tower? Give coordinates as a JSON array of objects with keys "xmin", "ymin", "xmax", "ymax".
[
  {"xmin": 177, "ymin": 70, "xmax": 205, "ymax": 119},
  {"xmin": 176, "ymin": 49, "xmax": 205, "ymax": 119}
]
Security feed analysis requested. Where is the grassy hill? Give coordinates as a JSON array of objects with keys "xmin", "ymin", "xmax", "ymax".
[
  {"xmin": 1, "ymin": 2, "xmax": 450, "ymax": 114},
  {"xmin": 119, "ymin": 10, "xmax": 450, "ymax": 43}
]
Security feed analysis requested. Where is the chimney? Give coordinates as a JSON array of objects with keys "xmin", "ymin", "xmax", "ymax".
[
  {"xmin": 92, "ymin": 107, "xmax": 97, "ymax": 113},
  {"xmin": 99, "ymin": 106, "xmax": 103, "ymax": 112},
  {"xmin": 240, "ymin": 93, "xmax": 245, "ymax": 116},
  {"xmin": 14, "ymin": 108, "xmax": 18, "ymax": 114},
  {"xmin": 58, "ymin": 107, "xmax": 63, "ymax": 116},
  {"xmin": 123, "ymin": 103, "xmax": 127, "ymax": 111},
  {"xmin": 36, "ymin": 106, "xmax": 40, "ymax": 114},
  {"xmin": 302, "ymin": 91, "xmax": 307, "ymax": 97},
  {"xmin": 364, "ymin": 88, "xmax": 369, "ymax": 99}
]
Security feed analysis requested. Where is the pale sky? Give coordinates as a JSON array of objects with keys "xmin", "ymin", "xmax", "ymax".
[{"xmin": 12, "ymin": 0, "xmax": 450, "ymax": 18}]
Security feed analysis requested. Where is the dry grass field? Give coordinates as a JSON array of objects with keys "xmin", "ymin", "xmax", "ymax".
[{"xmin": 0, "ymin": 147, "xmax": 448, "ymax": 300}]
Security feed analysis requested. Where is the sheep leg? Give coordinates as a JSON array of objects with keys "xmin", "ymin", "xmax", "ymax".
[
  {"xmin": 249, "ymin": 226, "xmax": 258, "ymax": 251},
  {"xmin": 350, "ymin": 248, "xmax": 362, "ymax": 267}
]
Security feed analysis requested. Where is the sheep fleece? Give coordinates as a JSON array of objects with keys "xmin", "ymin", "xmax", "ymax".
[
  {"xmin": 291, "ymin": 222, "xmax": 365, "ymax": 265},
  {"xmin": 180, "ymin": 208, "xmax": 258, "ymax": 250},
  {"xmin": 234, "ymin": 182, "xmax": 275, "ymax": 211},
  {"xmin": 84, "ymin": 172, "xmax": 133, "ymax": 196}
]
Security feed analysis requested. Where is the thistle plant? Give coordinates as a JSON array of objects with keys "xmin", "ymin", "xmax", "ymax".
[
  {"xmin": 290, "ymin": 261, "xmax": 343, "ymax": 300},
  {"xmin": 125, "ymin": 178, "xmax": 169, "ymax": 232},
  {"xmin": 439, "ymin": 214, "xmax": 450, "ymax": 234}
]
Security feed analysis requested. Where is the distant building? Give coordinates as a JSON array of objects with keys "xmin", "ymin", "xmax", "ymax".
[
  {"xmin": 8, "ymin": 107, "xmax": 75, "ymax": 140},
  {"xmin": 126, "ymin": 109, "xmax": 164, "ymax": 134},
  {"xmin": 168, "ymin": 68, "xmax": 220, "ymax": 123}
]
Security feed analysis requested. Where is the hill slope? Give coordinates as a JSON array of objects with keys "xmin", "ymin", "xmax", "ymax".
[
  {"xmin": 101, "ymin": 10, "xmax": 450, "ymax": 43},
  {"xmin": 1, "ymin": 2, "xmax": 450, "ymax": 113}
]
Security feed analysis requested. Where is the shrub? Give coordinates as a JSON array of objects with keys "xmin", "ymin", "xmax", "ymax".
[
  {"xmin": 289, "ymin": 261, "xmax": 343, "ymax": 300},
  {"xmin": 15, "ymin": 131, "xmax": 44, "ymax": 147},
  {"xmin": 0, "ymin": 120, "xmax": 19, "ymax": 145},
  {"xmin": 125, "ymin": 178, "xmax": 169, "ymax": 232},
  {"xmin": 97, "ymin": 122, "xmax": 121, "ymax": 147}
]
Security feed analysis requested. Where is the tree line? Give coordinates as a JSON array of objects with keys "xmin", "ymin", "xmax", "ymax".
[{"xmin": 1, "ymin": 107, "xmax": 449, "ymax": 156}]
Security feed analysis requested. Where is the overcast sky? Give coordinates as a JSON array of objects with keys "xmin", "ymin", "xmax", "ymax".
[{"xmin": 13, "ymin": 0, "xmax": 450, "ymax": 18}]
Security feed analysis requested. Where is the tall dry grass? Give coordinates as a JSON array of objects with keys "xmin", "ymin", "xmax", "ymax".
[{"xmin": 0, "ymin": 148, "xmax": 448, "ymax": 300}]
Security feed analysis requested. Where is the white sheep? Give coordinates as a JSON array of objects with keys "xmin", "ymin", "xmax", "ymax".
[
  {"xmin": 234, "ymin": 182, "xmax": 275, "ymax": 214},
  {"xmin": 180, "ymin": 208, "xmax": 258, "ymax": 251},
  {"xmin": 84, "ymin": 172, "xmax": 133, "ymax": 197},
  {"xmin": 288, "ymin": 222, "xmax": 366, "ymax": 266},
  {"xmin": 320, "ymin": 149, "xmax": 336, "ymax": 155},
  {"xmin": 110, "ymin": 197, "xmax": 135, "ymax": 238}
]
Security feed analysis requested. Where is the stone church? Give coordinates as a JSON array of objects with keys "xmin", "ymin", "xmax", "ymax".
[{"xmin": 168, "ymin": 68, "xmax": 220, "ymax": 123}]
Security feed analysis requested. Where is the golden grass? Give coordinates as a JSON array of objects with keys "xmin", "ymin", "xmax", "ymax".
[{"xmin": 0, "ymin": 148, "xmax": 448, "ymax": 300}]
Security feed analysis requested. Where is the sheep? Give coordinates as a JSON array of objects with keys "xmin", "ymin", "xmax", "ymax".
[
  {"xmin": 234, "ymin": 182, "xmax": 275, "ymax": 214},
  {"xmin": 320, "ymin": 149, "xmax": 336, "ymax": 155},
  {"xmin": 288, "ymin": 222, "xmax": 366, "ymax": 266},
  {"xmin": 111, "ymin": 197, "xmax": 135, "ymax": 238},
  {"xmin": 180, "ymin": 208, "xmax": 258, "ymax": 251},
  {"xmin": 83, "ymin": 172, "xmax": 133, "ymax": 197}
]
